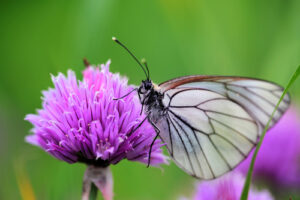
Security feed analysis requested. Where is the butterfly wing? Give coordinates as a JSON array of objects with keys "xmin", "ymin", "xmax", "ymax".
[
  {"xmin": 159, "ymin": 75, "xmax": 290, "ymax": 128},
  {"xmin": 156, "ymin": 76, "xmax": 290, "ymax": 179}
]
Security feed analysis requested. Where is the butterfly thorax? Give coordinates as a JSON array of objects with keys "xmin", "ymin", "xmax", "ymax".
[{"xmin": 138, "ymin": 80, "xmax": 165, "ymax": 122}]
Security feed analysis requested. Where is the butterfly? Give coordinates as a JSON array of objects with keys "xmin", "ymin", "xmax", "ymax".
[{"xmin": 112, "ymin": 37, "xmax": 290, "ymax": 179}]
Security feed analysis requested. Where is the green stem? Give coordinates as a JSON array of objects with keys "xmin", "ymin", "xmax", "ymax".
[
  {"xmin": 89, "ymin": 183, "xmax": 98, "ymax": 200},
  {"xmin": 240, "ymin": 65, "xmax": 300, "ymax": 200}
]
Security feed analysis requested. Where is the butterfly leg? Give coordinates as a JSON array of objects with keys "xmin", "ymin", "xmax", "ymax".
[
  {"xmin": 147, "ymin": 120, "xmax": 160, "ymax": 168},
  {"xmin": 113, "ymin": 88, "xmax": 137, "ymax": 100},
  {"xmin": 128, "ymin": 116, "xmax": 148, "ymax": 136}
]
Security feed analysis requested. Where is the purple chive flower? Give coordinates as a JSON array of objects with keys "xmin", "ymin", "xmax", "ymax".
[
  {"xmin": 237, "ymin": 106, "xmax": 300, "ymax": 187},
  {"xmin": 191, "ymin": 173, "xmax": 274, "ymax": 200},
  {"xmin": 25, "ymin": 60, "xmax": 167, "ymax": 167}
]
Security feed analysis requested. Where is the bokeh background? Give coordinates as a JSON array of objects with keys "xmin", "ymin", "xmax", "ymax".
[{"xmin": 0, "ymin": 1, "xmax": 300, "ymax": 199}]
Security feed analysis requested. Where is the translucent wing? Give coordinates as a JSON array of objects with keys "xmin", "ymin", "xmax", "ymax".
[
  {"xmin": 159, "ymin": 76, "xmax": 290, "ymax": 128},
  {"xmin": 156, "ymin": 76, "xmax": 290, "ymax": 179}
]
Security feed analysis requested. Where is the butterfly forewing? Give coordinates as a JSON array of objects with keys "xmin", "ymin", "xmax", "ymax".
[
  {"xmin": 159, "ymin": 76, "xmax": 290, "ymax": 129},
  {"xmin": 157, "ymin": 75, "xmax": 290, "ymax": 179}
]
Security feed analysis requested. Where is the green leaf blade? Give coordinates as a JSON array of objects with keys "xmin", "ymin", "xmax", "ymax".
[{"xmin": 240, "ymin": 65, "xmax": 300, "ymax": 200}]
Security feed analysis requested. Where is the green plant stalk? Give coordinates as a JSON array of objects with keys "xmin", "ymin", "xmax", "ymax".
[
  {"xmin": 89, "ymin": 183, "xmax": 98, "ymax": 200},
  {"xmin": 240, "ymin": 65, "xmax": 300, "ymax": 200}
]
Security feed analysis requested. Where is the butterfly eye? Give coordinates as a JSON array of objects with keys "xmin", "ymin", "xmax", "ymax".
[{"xmin": 145, "ymin": 84, "xmax": 151, "ymax": 90}]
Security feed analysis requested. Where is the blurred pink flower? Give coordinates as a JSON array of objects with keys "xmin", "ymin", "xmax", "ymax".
[
  {"xmin": 193, "ymin": 172, "xmax": 273, "ymax": 200},
  {"xmin": 237, "ymin": 106, "xmax": 300, "ymax": 187}
]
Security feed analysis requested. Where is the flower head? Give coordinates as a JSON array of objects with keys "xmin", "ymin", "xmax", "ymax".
[
  {"xmin": 192, "ymin": 173, "xmax": 273, "ymax": 200},
  {"xmin": 237, "ymin": 106, "xmax": 300, "ymax": 187},
  {"xmin": 25, "ymin": 61, "xmax": 167, "ymax": 167}
]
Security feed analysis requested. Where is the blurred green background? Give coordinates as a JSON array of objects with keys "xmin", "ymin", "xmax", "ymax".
[{"xmin": 0, "ymin": 0, "xmax": 300, "ymax": 199}]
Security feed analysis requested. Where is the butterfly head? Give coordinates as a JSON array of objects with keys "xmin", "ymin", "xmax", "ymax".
[
  {"xmin": 139, "ymin": 80, "xmax": 153, "ymax": 94},
  {"xmin": 138, "ymin": 79, "xmax": 159, "ymax": 107}
]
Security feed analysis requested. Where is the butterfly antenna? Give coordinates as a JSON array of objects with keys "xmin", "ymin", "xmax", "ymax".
[
  {"xmin": 141, "ymin": 58, "xmax": 150, "ymax": 80},
  {"xmin": 112, "ymin": 37, "xmax": 149, "ymax": 80}
]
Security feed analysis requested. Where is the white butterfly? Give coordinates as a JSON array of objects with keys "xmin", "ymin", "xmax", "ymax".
[{"xmin": 113, "ymin": 37, "xmax": 290, "ymax": 179}]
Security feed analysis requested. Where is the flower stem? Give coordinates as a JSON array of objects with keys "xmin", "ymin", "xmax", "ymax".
[
  {"xmin": 82, "ymin": 165, "xmax": 113, "ymax": 200},
  {"xmin": 89, "ymin": 183, "xmax": 98, "ymax": 200}
]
